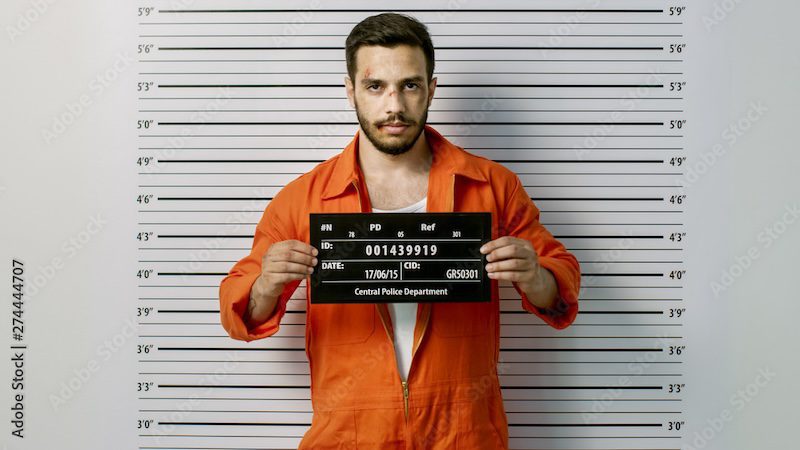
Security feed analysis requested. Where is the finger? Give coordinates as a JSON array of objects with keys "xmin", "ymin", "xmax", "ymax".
[
  {"xmin": 282, "ymin": 239, "xmax": 319, "ymax": 257},
  {"xmin": 267, "ymin": 260, "xmax": 316, "ymax": 275},
  {"xmin": 486, "ymin": 270, "xmax": 529, "ymax": 282},
  {"xmin": 479, "ymin": 236, "xmax": 513, "ymax": 255},
  {"xmin": 485, "ymin": 257, "xmax": 528, "ymax": 273},
  {"xmin": 485, "ymin": 242, "xmax": 529, "ymax": 262},
  {"xmin": 269, "ymin": 271, "xmax": 311, "ymax": 285},
  {"xmin": 268, "ymin": 245, "xmax": 318, "ymax": 267}
]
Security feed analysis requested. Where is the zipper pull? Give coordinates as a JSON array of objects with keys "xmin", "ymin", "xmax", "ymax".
[{"xmin": 401, "ymin": 380, "xmax": 409, "ymax": 419}]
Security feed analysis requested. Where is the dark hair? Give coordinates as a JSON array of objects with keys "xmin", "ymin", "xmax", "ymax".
[{"xmin": 345, "ymin": 12, "xmax": 435, "ymax": 84}]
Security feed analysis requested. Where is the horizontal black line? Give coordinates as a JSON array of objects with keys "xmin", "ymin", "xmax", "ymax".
[
  {"xmin": 158, "ymin": 235, "xmax": 255, "ymax": 238},
  {"xmin": 158, "ymin": 83, "xmax": 664, "ymax": 88},
  {"xmin": 581, "ymin": 272, "xmax": 665, "ymax": 276},
  {"xmin": 512, "ymin": 423, "xmax": 664, "ymax": 426},
  {"xmin": 159, "ymin": 420, "xmax": 310, "ymax": 426},
  {"xmin": 141, "ymin": 134, "xmax": 682, "ymax": 138},
  {"xmin": 535, "ymin": 197, "xmax": 664, "ymax": 201},
  {"xmin": 138, "ymin": 173, "xmax": 682, "ymax": 176},
  {"xmin": 156, "ymin": 197, "xmax": 268, "ymax": 200},
  {"xmin": 153, "ymin": 420, "xmax": 663, "ymax": 427},
  {"xmin": 139, "ymin": 147, "xmax": 683, "ymax": 150},
  {"xmin": 140, "ymin": 35, "xmax": 684, "ymax": 39},
  {"xmin": 138, "ymin": 359, "xmax": 682, "ymax": 364},
  {"xmin": 142, "ymin": 22, "xmax": 683, "ymax": 26},
  {"xmin": 138, "ymin": 260, "xmax": 683, "ymax": 264},
  {"xmin": 157, "ymin": 384, "xmax": 663, "ymax": 390},
  {"xmin": 153, "ymin": 196, "xmax": 667, "ymax": 201},
  {"xmin": 157, "ymin": 122, "xmax": 664, "ymax": 126},
  {"xmin": 146, "ymin": 309, "xmax": 666, "ymax": 315},
  {"xmin": 150, "ymin": 272, "xmax": 664, "ymax": 280},
  {"xmin": 159, "ymin": 46, "xmax": 664, "ymax": 51},
  {"xmin": 156, "ymin": 158, "xmax": 666, "ymax": 163},
  {"xmin": 159, "ymin": 9, "xmax": 665, "ymax": 14},
  {"xmin": 138, "ymin": 186, "xmax": 682, "ymax": 189},
  {"xmin": 157, "ymin": 347, "xmax": 664, "ymax": 352},
  {"xmin": 139, "ymin": 96, "xmax": 684, "ymax": 100},
  {"xmin": 501, "ymin": 348, "xmax": 664, "ymax": 352},
  {"xmin": 140, "ymin": 337, "xmax": 681, "ymax": 341},
  {"xmin": 142, "ymin": 109, "xmax": 685, "ymax": 113},
  {"xmin": 140, "ymin": 408, "xmax": 682, "ymax": 414},
  {"xmin": 158, "ymin": 272, "xmax": 228, "ymax": 276},
  {"xmin": 152, "ymin": 235, "xmax": 666, "ymax": 240}
]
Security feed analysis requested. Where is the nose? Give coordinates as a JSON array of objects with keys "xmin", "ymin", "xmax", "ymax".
[{"xmin": 384, "ymin": 85, "xmax": 405, "ymax": 115}]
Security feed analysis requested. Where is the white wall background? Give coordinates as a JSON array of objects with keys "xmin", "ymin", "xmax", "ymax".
[{"xmin": 1, "ymin": 1, "xmax": 798, "ymax": 449}]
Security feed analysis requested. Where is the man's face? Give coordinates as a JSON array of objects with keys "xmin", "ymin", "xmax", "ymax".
[{"xmin": 346, "ymin": 44, "xmax": 437, "ymax": 155}]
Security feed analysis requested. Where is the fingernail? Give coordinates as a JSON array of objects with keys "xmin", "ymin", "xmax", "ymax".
[
  {"xmin": 479, "ymin": 245, "xmax": 486, "ymax": 253},
  {"xmin": 312, "ymin": 258, "xmax": 318, "ymax": 265}
]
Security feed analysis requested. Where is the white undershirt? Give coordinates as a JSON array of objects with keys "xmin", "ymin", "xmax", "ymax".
[{"xmin": 371, "ymin": 196, "xmax": 426, "ymax": 381}]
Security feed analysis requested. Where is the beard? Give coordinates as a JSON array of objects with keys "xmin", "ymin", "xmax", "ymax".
[{"xmin": 355, "ymin": 98, "xmax": 428, "ymax": 156}]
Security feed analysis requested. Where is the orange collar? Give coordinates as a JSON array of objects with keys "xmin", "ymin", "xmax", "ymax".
[{"xmin": 321, "ymin": 124, "xmax": 487, "ymax": 200}]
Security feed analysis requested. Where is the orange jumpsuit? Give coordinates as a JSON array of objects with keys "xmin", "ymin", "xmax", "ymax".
[{"xmin": 219, "ymin": 124, "xmax": 581, "ymax": 449}]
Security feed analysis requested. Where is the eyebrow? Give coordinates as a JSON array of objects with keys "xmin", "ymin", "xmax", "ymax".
[{"xmin": 360, "ymin": 75, "xmax": 425, "ymax": 87}]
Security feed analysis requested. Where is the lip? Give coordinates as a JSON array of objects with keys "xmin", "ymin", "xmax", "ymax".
[{"xmin": 380, "ymin": 123, "xmax": 409, "ymax": 135}]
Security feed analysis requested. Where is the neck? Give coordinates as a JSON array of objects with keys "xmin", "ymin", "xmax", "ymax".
[{"xmin": 357, "ymin": 128, "xmax": 433, "ymax": 180}]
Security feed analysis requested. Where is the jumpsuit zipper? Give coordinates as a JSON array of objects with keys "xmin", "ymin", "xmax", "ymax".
[
  {"xmin": 352, "ymin": 173, "xmax": 455, "ymax": 428},
  {"xmin": 354, "ymin": 179, "xmax": 412, "ymax": 423},
  {"xmin": 375, "ymin": 287, "xmax": 411, "ymax": 422}
]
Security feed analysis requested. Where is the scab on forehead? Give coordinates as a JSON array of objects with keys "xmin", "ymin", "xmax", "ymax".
[{"xmin": 363, "ymin": 67, "xmax": 371, "ymax": 79}]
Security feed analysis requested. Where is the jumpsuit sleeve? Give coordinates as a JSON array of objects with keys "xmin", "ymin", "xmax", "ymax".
[
  {"xmin": 218, "ymin": 196, "xmax": 302, "ymax": 342},
  {"xmin": 500, "ymin": 174, "xmax": 581, "ymax": 330}
]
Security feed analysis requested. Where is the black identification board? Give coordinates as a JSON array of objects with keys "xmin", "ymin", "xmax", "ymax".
[{"xmin": 309, "ymin": 212, "xmax": 492, "ymax": 303}]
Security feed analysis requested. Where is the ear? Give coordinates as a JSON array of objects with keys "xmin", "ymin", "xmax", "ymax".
[
  {"xmin": 344, "ymin": 75, "xmax": 355, "ymax": 109},
  {"xmin": 427, "ymin": 76, "xmax": 437, "ymax": 107}
]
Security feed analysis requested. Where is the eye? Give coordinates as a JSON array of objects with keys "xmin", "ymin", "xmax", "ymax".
[
  {"xmin": 405, "ymin": 82, "xmax": 418, "ymax": 89},
  {"xmin": 367, "ymin": 84, "xmax": 380, "ymax": 90}
]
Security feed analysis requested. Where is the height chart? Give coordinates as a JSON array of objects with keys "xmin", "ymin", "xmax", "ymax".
[
  {"xmin": 135, "ymin": 2, "xmax": 688, "ymax": 449},
  {"xmin": 4, "ymin": 0, "xmax": 798, "ymax": 449}
]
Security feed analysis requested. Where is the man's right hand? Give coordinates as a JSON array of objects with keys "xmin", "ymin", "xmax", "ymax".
[{"xmin": 244, "ymin": 239, "xmax": 319, "ymax": 327}]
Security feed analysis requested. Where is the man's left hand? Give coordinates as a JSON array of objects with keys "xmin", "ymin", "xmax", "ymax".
[{"xmin": 478, "ymin": 236, "xmax": 547, "ymax": 294}]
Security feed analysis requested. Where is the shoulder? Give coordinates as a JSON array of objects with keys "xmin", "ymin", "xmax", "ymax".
[
  {"xmin": 458, "ymin": 147, "xmax": 522, "ymax": 193},
  {"xmin": 271, "ymin": 153, "xmax": 339, "ymax": 204}
]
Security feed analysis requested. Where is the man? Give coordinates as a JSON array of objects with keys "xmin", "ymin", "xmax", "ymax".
[{"xmin": 219, "ymin": 12, "xmax": 580, "ymax": 449}]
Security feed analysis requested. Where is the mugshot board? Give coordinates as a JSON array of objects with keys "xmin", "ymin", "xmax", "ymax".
[{"xmin": 2, "ymin": 1, "xmax": 798, "ymax": 449}]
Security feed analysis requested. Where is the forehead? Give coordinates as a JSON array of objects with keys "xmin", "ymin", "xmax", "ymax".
[{"xmin": 354, "ymin": 44, "xmax": 427, "ymax": 81}]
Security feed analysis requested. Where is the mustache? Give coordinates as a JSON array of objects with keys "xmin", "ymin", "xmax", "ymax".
[{"xmin": 378, "ymin": 120, "xmax": 412, "ymax": 126}]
